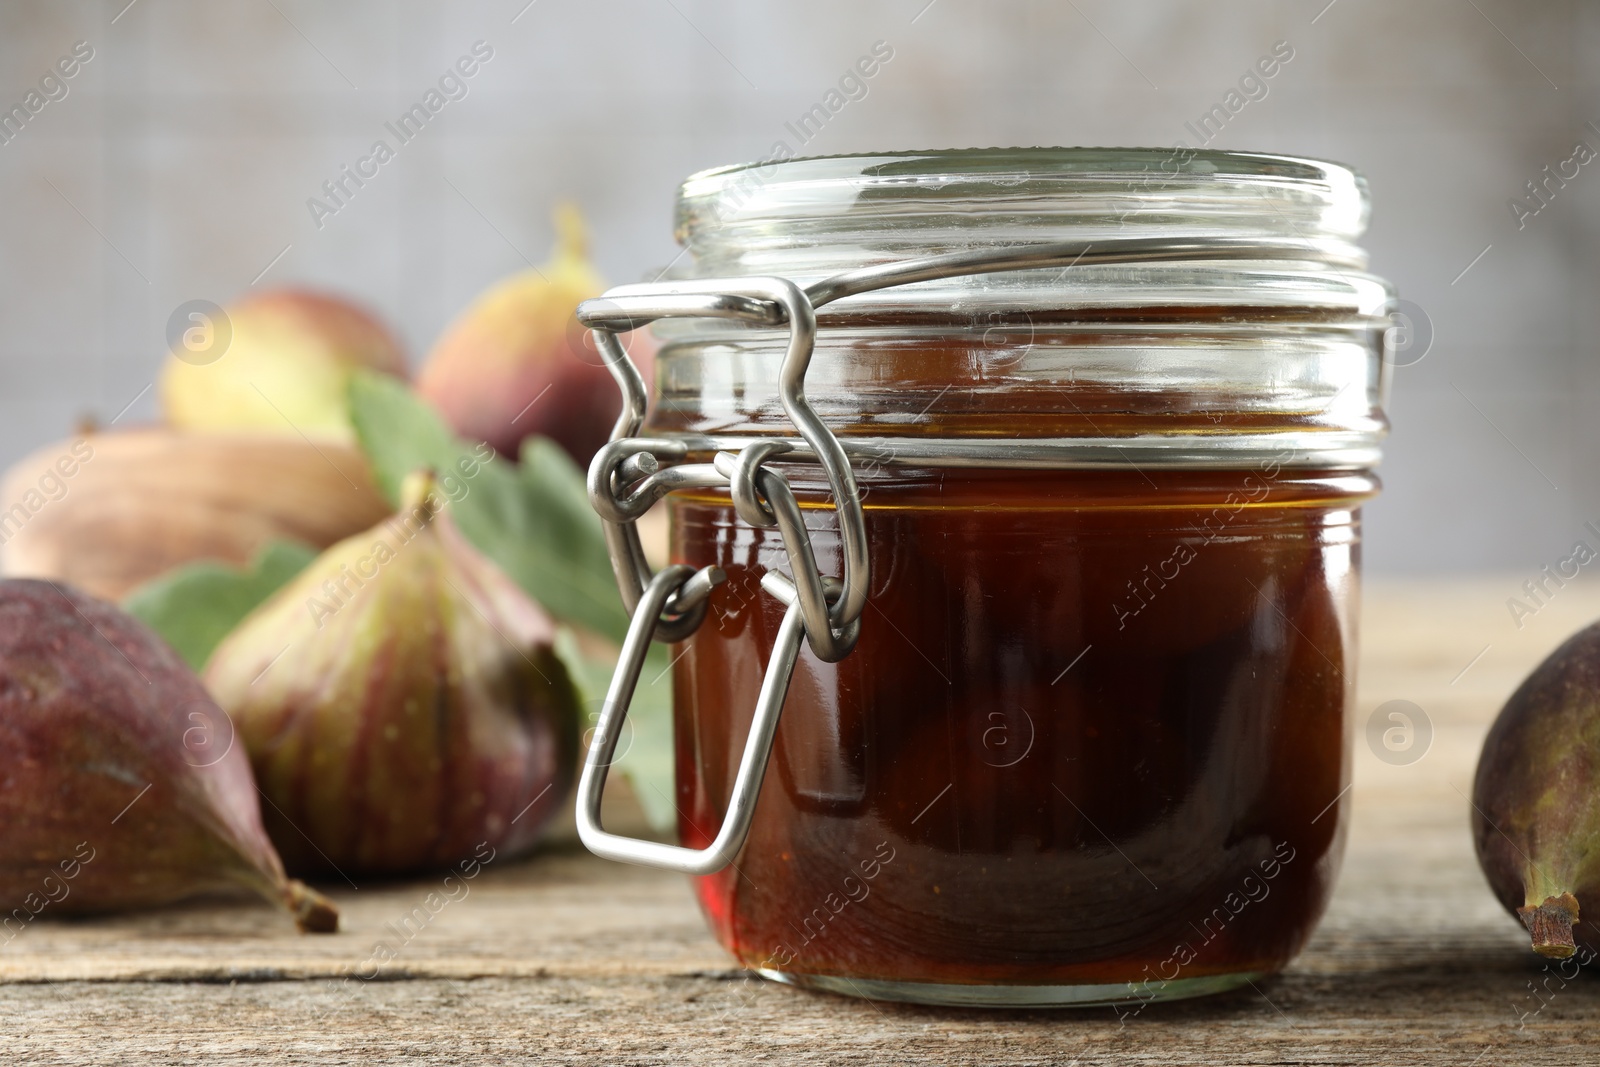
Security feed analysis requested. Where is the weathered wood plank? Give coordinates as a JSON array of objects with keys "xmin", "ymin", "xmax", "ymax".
[{"xmin": 3, "ymin": 578, "xmax": 1598, "ymax": 1064}]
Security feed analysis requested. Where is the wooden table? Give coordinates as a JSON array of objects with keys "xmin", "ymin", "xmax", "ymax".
[{"xmin": 4, "ymin": 578, "xmax": 1596, "ymax": 1065}]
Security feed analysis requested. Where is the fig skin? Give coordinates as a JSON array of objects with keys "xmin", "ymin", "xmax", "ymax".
[
  {"xmin": 205, "ymin": 472, "xmax": 579, "ymax": 878},
  {"xmin": 1473, "ymin": 619, "xmax": 1600, "ymax": 960},
  {"xmin": 159, "ymin": 288, "xmax": 407, "ymax": 442},
  {"xmin": 0, "ymin": 579, "xmax": 336, "ymax": 931},
  {"xmin": 415, "ymin": 205, "xmax": 654, "ymax": 469}
]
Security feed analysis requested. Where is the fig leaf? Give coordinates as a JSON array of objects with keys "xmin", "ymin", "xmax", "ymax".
[
  {"xmin": 123, "ymin": 539, "xmax": 318, "ymax": 670},
  {"xmin": 554, "ymin": 629, "xmax": 678, "ymax": 832},
  {"xmin": 348, "ymin": 370, "xmax": 627, "ymax": 645}
]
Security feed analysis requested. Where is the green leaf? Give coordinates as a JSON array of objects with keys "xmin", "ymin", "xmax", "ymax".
[
  {"xmin": 624, "ymin": 644, "xmax": 679, "ymax": 831},
  {"xmin": 348, "ymin": 371, "xmax": 628, "ymax": 644},
  {"xmin": 123, "ymin": 540, "xmax": 318, "ymax": 671},
  {"xmin": 342, "ymin": 370, "xmax": 466, "ymax": 503},
  {"xmin": 553, "ymin": 630, "xmax": 678, "ymax": 832}
]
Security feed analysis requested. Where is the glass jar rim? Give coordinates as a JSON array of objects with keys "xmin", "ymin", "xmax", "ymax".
[{"xmin": 678, "ymin": 146, "xmax": 1369, "ymax": 263}]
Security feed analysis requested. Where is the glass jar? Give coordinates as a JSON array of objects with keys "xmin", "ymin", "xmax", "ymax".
[{"xmin": 576, "ymin": 148, "xmax": 1393, "ymax": 1008}]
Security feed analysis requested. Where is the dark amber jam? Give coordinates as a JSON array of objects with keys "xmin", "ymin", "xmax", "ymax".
[{"xmin": 670, "ymin": 463, "xmax": 1373, "ymax": 992}]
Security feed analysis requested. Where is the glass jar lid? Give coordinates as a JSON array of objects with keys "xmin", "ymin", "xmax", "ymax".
[
  {"xmin": 672, "ymin": 147, "xmax": 1387, "ymax": 317},
  {"xmin": 636, "ymin": 148, "xmax": 1394, "ymax": 472}
]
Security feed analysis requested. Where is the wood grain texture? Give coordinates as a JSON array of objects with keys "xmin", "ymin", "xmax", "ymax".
[{"xmin": 4, "ymin": 577, "xmax": 1600, "ymax": 1065}]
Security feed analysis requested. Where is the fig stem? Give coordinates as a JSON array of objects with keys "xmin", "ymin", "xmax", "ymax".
[
  {"xmin": 396, "ymin": 469, "xmax": 445, "ymax": 523},
  {"xmin": 554, "ymin": 202, "xmax": 588, "ymax": 260},
  {"xmin": 1518, "ymin": 892, "xmax": 1579, "ymax": 959},
  {"xmin": 285, "ymin": 879, "xmax": 340, "ymax": 934}
]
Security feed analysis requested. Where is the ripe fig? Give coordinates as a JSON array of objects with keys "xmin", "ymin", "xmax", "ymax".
[
  {"xmin": 204, "ymin": 471, "xmax": 578, "ymax": 877},
  {"xmin": 1, "ymin": 428, "xmax": 391, "ymax": 603},
  {"xmin": 415, "ymin": 204, "xmax": 654, "ymax": 468},
  {"xmin": 0, "ymin": 579, "xmax": 337, "ymax": 932},
  {"xmin": 1473, "ymin": 620, "xmax": 1600, "ymax": 959},
  {"xmin": 159, "ymin": 288, "xmax": 407, "ymax": 442}
]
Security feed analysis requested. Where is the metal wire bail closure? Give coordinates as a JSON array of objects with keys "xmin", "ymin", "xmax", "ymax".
[
  {"xmin": 575, "ymin": 565, "xmax": 806, "ymax": 875},
  {"xmin": 574, "ymin": 236, "xmax": 1377, "ymax": 875},
  {"xmin": 580, "ymin": 276, "xmax": 870, "ymax": 658}
]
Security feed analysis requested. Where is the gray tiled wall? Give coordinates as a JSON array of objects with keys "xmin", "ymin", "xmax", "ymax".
[{"xmin": 1, "ymin": 0, "xmax": 1594, "ymax": 572}]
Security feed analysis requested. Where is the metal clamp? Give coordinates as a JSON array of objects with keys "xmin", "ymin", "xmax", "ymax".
[
  {"xmin": 582, "ymin": 277, "xmax": 868, "ymax": 655},
  {"xmin": 575, "ymin": 565, "xmax": 807, "ymax": 875},
  {"xmin": 574, "ymin": 236, "xmax": 1357, "ymax": 873}
]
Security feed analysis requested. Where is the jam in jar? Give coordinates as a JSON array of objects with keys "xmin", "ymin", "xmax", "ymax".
[{"xmin": 577, "ymin": 148, "xmax": 1394, "ymax": 1007}]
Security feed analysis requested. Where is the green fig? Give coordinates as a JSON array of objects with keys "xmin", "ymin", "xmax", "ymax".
[
  {"xmin": 204, "ymin": 470, "xmax": 579, "ymax": 877},
  {"xmin": 1473, "ymin": 620, "xmax": 1600, "ymax": 959},
  {"xmin": 159, "ymin": 288, "xmax": 408, "ymax": 442},
  {"xmin": 0, "ymin": 579, "xmax": 337, "ymax": 932}
]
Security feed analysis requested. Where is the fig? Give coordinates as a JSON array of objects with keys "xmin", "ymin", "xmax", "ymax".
[
  {"xmin": 1, "ymin": 428, "xmax": 390, "ymax": 602},
  {"xmin": 416, "ymin": 204, "xmax": 654, "ymax": 468},
  {"xmin": 1474, "ymin": 619, "xmax": 1600, "ymax": 959},
  {"xmin": 0, "ymin": 579, "xmax": 336, "ymax": 931},
  {"xmin": 204, "ymin": 471, "xmax": 578, "ymax": 876},
  {"xmin": 159, "ymin": 288, "xmax": 407, "ymax": 442}
]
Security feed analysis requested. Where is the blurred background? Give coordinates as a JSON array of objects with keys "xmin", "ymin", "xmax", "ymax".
[{"xmin": 0, "ymin": 0, "xmax": 1592, "ymax": 573}]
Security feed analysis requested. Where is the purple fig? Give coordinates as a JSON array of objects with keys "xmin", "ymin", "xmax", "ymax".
[
  {"xmin": 0, "ymin": 579, "xmax": 336, "ymax": 932},
  {"xmin": 1474, "ymin": 619, "xmax": 1600, "ymax": 959},
  {"xmin": 204, "ymin": 470, "xmax": 578, "ymax": 877}
]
